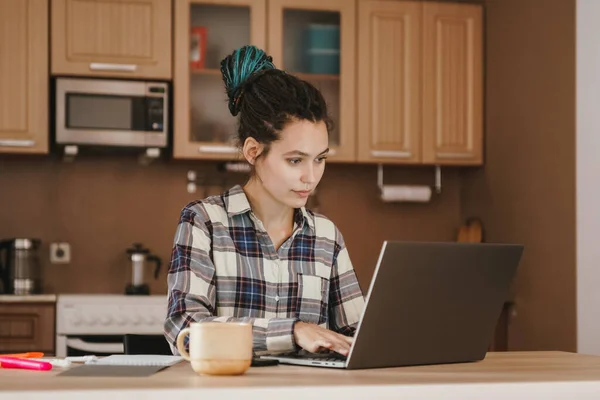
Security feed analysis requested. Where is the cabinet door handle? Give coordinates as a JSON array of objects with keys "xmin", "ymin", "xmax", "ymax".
[
  {"xmin": 371, "ymin": 150, "xmax": 411, "ymax": 158},
  {"xmin": 0, "ymin": 139, "xmax": 35, "ymax": 147},
  {"xmin": 89, "ymin": 63, "xmax": 138, "ymax": 72},
  {"xmin": 198, "ymin": 145, "xmax": 238, "ymax": 154},
  {"xmin": 436, "ymin": 152, "xmax": 473, "ymax": 159}
]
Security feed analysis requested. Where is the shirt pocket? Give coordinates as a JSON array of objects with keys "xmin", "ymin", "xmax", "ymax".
[{"xmin": 296, "ymin": 273, "xmax": 329, "ymax": 325}]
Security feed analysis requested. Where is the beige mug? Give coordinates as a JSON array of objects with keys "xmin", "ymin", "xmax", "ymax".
[{"xmin": 176, "ymin": 321, "xmax": 253, "ymax": 375}]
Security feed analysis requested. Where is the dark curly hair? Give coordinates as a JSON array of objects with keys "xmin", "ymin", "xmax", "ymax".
[{"xmin": 220, "ymin": 45, "xmax": 333, "ymax": 157}]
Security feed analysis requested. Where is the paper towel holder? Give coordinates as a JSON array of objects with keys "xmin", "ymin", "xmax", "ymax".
[{"xmin": 377, "ymin": 164, "xmax": 442, "ymax": 194}]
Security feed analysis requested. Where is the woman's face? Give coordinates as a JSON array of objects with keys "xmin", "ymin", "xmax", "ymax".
[{"xmin": 254, "ymin": 119, "xmax": 329, "ymax": 208}]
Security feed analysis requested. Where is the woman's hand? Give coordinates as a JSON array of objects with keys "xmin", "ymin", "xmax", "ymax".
[{"xmin": 293, "ymin": 321, "xmax": 353, "ymax": 356}]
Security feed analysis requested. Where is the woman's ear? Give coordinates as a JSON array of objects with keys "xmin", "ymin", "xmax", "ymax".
[{"xmin": 242, "ymin": 137, "xmax": 264, "ymax": 165}]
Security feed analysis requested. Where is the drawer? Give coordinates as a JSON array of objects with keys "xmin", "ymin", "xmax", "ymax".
[{"xmin": 0, "ymin": 303, "xmax": 55, "ymax": 354}]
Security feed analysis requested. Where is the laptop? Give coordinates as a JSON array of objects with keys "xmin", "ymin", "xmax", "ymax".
[{"xmin": 260, "ymin": 241, "xmax": 523, "ymax": 370}]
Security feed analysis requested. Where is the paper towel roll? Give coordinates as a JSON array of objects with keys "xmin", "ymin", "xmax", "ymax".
[{"xmin": 380, "ymin": 185, "xmax": 432, "ymax": 203}]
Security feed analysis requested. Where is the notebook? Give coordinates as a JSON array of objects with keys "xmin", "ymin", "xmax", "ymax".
[
  {"xmin": 85, "ymin": 355, "xmax": 183, "ymax": 367},
  {"xmin": 58, "ymin": 365, "xmax": 168, "ymax": 378}
]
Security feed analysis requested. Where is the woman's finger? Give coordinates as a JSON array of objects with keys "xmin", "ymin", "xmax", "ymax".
[
  {"xmin": 322, "ymin": 329, "xmax": 354, "ymax": 346},
  {"xmin": 338, "ymin": 334, "xmax": 353, "ymax": 345},
  {"xmin": 329, "ymin": 338, "xmax": 350, "ymax": 356},
  {"xmin": 314, "ymin": 339, "xmax": 333, "ymax": 353},
  {"xmin": 331, "ymin": 344, "xmax": 349, "ymax": 356}
]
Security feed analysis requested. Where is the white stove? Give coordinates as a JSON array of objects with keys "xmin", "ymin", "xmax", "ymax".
[{"xmin": 56, "ymin": 294, "xmax": 167, "ymax": 357}]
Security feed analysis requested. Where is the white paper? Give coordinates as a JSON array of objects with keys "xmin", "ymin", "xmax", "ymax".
[{"xmin": 86, "ymin": 355, "xmax": 183, "ymax": 366}]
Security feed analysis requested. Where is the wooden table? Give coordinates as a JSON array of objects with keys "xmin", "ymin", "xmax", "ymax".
[{"xmin": 2, "ymin": 352, "xmax": 600, "ymax": 399}]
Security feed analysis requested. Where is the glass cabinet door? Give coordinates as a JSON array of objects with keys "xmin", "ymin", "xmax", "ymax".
[
  {"xmin": 174, "ymin": 0, "xmax": 266, "ymax": 160},
  {"xmin": 267, "ymin": 0, "xmax": 356, "ymax": 162}
]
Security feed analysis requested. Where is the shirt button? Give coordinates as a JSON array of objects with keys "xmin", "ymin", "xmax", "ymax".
[{"xmin": 275, "ymin": 295, "xmax": 280, "ymax": 302}]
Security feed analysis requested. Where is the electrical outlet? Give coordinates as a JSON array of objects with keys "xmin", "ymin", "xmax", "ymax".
[{"xmin": 50, "ymin": 243, "xmax": 71, "ymax": 264}]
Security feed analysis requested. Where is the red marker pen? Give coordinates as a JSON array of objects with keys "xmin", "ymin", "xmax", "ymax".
[{"xmin": 0, "ymin": 356, "xmax": 52, "ymax": 371}]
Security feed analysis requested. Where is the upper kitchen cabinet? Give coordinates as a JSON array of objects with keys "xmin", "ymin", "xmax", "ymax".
[
  {"xmin": 422, "ymin": 2, "xmax": 483, "ymax": 165},
  {"xmin": 0, "ymin": 0, "xmax": 48, "ymax": 154},
  {"xmin": 268, "ymin": 0, "xmax": 356, "ymax": 162},
  {"xmin": 357, "ymin": 1, "xmax": 421, "ymax": 164},
  {"xmin": 173, "ymin": 0, "xmax": 266, "ymax": 160},
  {"xmin": 357, "ymin": 1, "xmax": 483, "ymax": 166},
  {"xmin": 51, "ymin": 0, "xmax": 172, "ymax": 79}
]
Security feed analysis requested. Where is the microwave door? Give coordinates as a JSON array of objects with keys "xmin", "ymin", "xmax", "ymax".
[{"xmin": 60, "ymin": 93, "xmax": 147, "ymax": 147}]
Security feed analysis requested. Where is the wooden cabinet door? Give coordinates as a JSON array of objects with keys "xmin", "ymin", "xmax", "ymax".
[
  {"xmin": 51, "ymin": 0, "xmax": 172, "ymax": 79},
  {"xmin": 0, "ymin": 303, "xmax": 56, "ymax": 354},
  {"xmin": 422, "ymin": 2, "xmax": 483, "ymax": 165},
  {"xmin": 357, "ymin": 1, "xmax": 421, "ymax": 164},
  {"xmin": 0, "ymin": 0, "xmax": 48, "ymax": 154},
  {"xmin": 173, "ymin": 0, "xmax": 266, "ymax": 160},
  {"xmin": 268, "ymin": 0, "xmax": 356, "ymax": 162}
]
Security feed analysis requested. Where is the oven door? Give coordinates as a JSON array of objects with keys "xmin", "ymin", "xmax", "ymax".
[
  {"xmin": 56, "ymin": 335, "xmax": 124, "ymax": 357},
  {"xmin": 55, "ymin": 78, "xmax": 167, "ymax": 148}
]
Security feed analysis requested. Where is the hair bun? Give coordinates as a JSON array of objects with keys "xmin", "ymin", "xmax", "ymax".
[{"xmin": 220, "ymin": 45, "xmax": 276, "ymax": 116}]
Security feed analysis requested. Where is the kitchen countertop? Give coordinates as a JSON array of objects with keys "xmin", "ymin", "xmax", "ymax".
[
  {"xmin": 1, "ymin": 352, "xmax": 600, "ymax": 399},
  {"xmin": 0, "ymin": 294, "xmax": 57, "ymax": 303}
]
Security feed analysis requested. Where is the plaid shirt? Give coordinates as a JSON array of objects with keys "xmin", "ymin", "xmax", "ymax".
[{"xmin": 164, "ymin": 185, "xmax": 365, "ymax": 355}]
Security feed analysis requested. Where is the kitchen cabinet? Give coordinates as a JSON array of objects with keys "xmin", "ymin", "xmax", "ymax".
[
  {"xmin": 268, "ymin": 0, "xmax": 356, "ymax": 162},
  {"xmin": 357, "ymin": 0, "xmax": 421, "ymax": 164},
  {"xmin": 173, "ymin": 0, "xmax": 355, "ymax": 162},
  {"xmin": 0, "ymin": 0, "xmax": 48, "ymax": 154},
  {"xmin": 175, "ymin": 0, "xmax": 481, "ymax": 164},
  {"xmin": 0, "ymin": 302, "xmax": 56, "ymax": 355},
  {"xmin": 173, "ymin": 0, "xmax": 266, "ymax": 160},
  {"xmin": 51, "ymin": 0, "xmax": 172, "ymax": 79},
  {"xmin": 422, "ymin": 2, "xmax": 483, "ymax": 165},
  {"xmin": 357, "ymin": 1, "xmax": 483, "ymax": 165}
]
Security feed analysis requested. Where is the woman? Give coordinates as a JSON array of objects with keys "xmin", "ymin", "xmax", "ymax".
[{"xmin": 164, "ymin": 46, "xmax": 365, "ymax": 357}]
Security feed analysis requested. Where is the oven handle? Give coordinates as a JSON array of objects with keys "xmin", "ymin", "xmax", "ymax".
[{"xmin": 66, "ymin": 338, "xmax": 124, "ymax": 354}]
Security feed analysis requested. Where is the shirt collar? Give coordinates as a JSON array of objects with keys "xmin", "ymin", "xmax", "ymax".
[
  {"xmin": 224, "ymin": 185, "xmax": 252, "ymax": 216},
  {"xmin": 224, "ymin": 185, "xmax": 315, "ymax": 231},
  {"xmin": 298, "ymin": 207, "xmax": 315, "ymax": 231}
]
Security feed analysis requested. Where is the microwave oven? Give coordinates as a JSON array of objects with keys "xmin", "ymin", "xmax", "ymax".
[{"xmin": 55, "ymin": 78, "xmax": 168, "ymax": 148}]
